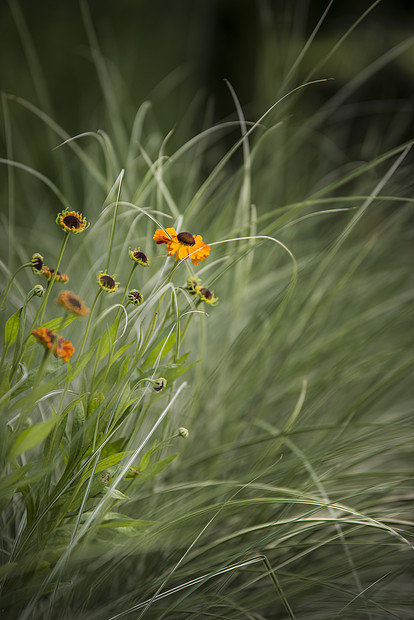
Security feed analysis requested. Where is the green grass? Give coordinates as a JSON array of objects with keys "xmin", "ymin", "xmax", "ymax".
[{"xmin": 1, "ymin": 3, "xmax": 414, "ymax": 619}]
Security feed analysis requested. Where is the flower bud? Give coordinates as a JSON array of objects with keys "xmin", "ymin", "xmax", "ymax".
[
  {"xmin": 178, "ymin": 427, "xmax": 189, "ymax": 439},
  {"xmin": 153, "ymin": 377, "xmax": 167, "ymax": 392},
  {"xmin": 34, "ymin": 284, "xmax": 45, "ymax": 297}
]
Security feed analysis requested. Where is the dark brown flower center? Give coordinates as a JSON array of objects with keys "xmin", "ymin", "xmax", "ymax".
[
  {"xmin": 63, "ymin": 214, "xmax": 81, "ymax": 229},
  {"xmin": 68, "ymin": 295, "xmax": 82, "ymax": 309},
  {"xmin": 100, "ymin": 275, "xmax": 116, "ymax": 289},
  {"xmin": 177, "ymin": 231, "xmax": 195, "ymax": 246},
  {"xmin": 32, "ymin": 256, "xmax": 43, "ymax": 270},
  {"xmin": 200, "ymin": 287, "xmax": 212, "ymax": 300},
  {"xmin": 134, "ymin": 251, "xmax": 148, "ymax": 262}
]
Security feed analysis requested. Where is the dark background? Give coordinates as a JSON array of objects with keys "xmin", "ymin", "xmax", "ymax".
[{"xmin": 1, "ymin": 0, "xmax": 413, "ymax": 137}]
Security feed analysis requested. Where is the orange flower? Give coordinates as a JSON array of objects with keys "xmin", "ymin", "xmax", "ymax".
[
  {"xmin": 56, "ymin": 291, "xmax": 89, "ymax": 316},
  {"xmin": 153, "ymin": 228, "xmax": 210, "ymax": 266},
  {"xmin": 31, "ymin": 328, "xmax": 75, "ymax": 362},
  {"xmin": 40, "ymin": 267, "xmax": 69, "ymax": 283}
]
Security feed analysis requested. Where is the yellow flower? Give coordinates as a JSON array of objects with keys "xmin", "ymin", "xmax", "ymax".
[
  {"xmin": 196, "ymin": 285, "xmax": 218, "ymax": 305},
  {"xmin": 97, "ymin": 272, "xmax": 119, "ymax": 293},
  {"xmin": 56, "ymin": 209, "xmax": 88, "ymax": 234},
  {"xmin": 128, "ymin": 248, "xmax": 150, "ymax": 266},
  {"xmin": 56, "ymin": 290, "xmax": 89, "ymax": 316},
  {"xmin": 153, "ymin": 227, "xmax": 210, "ymax": 266},
  {"xmin": 31, "ymin": 328, "xmax": 75, "ymax": 362}
]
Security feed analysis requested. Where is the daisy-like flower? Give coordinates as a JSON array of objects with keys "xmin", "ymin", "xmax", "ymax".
[
  {"xmin": 153, "ymin": 228, "xmax": 210, "ymax": 266},
  {"xmin": 196, "ymin": 285, "xmax": 218, "ymax": 305},
  {"xmin": 56, "ymin": 290, "xmax": 89, "ymax": 316},
  {"xmin": 40, "ymin": 267, "xmax": 69, "ymax": 283},
  {"xmin": 129, "ymin": 248, "xmax": 150, "ymax": 267},
  {"xmin": 31, "ymin": 253, "xmax": 44, "ymax": 275},
  {"xmin": 128, "ymin": 289, "xmax": 144, "ymax": 305},
  {"xmin": 56, "ymin": 209, "xmax": 88, "ymax": 234},
  {"xmin": 31, "ymin": 327, "xmax": 75, "ymax": 362},
  {"xmin": 97, "ymin": 272, "xmax": 119, "ymax": 293}
]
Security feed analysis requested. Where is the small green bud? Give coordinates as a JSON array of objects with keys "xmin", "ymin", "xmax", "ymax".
[
  {"xmin": 153, "ymin": 377, "xmax": 167, "ymax": 392},
  {"xmin": 128, "ymin": 289, "xmax": 144, "ymax": 305},
  {"xmin": 34, "ymin": 284, "xmax": 45, "ymax": 297},
  {"xmin": 178, "ymin": 427, "xmax": 189, "ymax": 439}
]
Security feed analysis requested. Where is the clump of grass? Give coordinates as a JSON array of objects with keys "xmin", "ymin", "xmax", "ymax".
[{"xmin": 1, "ymin": 3, "xmax": 414, "ymax": 619}]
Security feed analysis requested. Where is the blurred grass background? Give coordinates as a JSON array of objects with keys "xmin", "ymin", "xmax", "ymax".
[{"xmin": 1, "ymin": 1, "xmax": 414, "ymax": 618}]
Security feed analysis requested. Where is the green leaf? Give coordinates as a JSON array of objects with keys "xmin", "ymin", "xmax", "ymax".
[
  {"xmin": 4, "ymin": 308, "xmax": 22, "ymax": 350},
  {"xmin": 105, "ymin": 487, "xmax": 129, "ymax": 500},
  {"xmin": 9, "ymin": 419, "xmax": 56, "ymax": 460},
  {"xmin": 96, "ymin": 321, "xmax": 119, "ymax": 361},
  {"xmin": 38, "ymin": 315, "xmax": 77, "ymax": 333},
  {"xmin": 143, "ymin": 332, "xmax": 177, "ymax": 369},
  {"xmin": 128, "ymin": 453, "xmax": 178, "ymax": 482},
  {"xmin": 69, "ymin": 343, "xmax": 97, "ymax": 380},
  {"xmin": 80, "ymin": 451, "xmax": 134, "ymax": 485},
  {"xmin": 100, "ymin": 513, "xmax": 154, "ymax": 528}
]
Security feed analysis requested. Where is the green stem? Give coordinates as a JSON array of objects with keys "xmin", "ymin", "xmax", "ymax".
[
  {"xmin": 15, "ymin": 346, "xmax": 52, "ymax": 434},
  {"xmin": 0, "ymin": 262, "xmax": 31, "ymax": 309},
  {"xmin": 76, "ymin": 289, "xmax": 102, "ymax": 360},
  {"xmin": 37, "ymin": 231, "xmax": 70, "ymax": 325},
  {"xmin": 105, "ymin": 171, "xmax": 124, "ymax": 273},
  {"xmin": 134, "ymin": 263, "xmax": 178, "ymax": 362}
]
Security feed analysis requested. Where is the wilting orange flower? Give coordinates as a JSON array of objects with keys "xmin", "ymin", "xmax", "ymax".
[
  {"xmin": 40, "ymin": 267, "xmax": 69, "ymax": 283},
  {"xmin": 31, "ymin": 328, "xmax": 75, "ymax": 362},
  {"xmin": 56, "ymin": 291, "xmax": 89, "ymax": 316},
  {"xmin": 153, "ymin": 228, "xmax": 210, "ymax": 266}
]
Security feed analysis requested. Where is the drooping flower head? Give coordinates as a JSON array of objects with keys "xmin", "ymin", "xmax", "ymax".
[
  {"xmin": 40, "ymin": 267, "xmax": 69, "ymax": 283},
  {"xmin": 128, "ymin": 289, "xmax": 144, "ymax": 305},
  {"xmin": 153, "ymin": 377, "xmax": 167, "ymax": 392},
  {"xmin": 153, "ymin": 227, "xmax": 210, "ymax": 266},
  {"xmin": 196, "ymin": 286, "xmax": 218, "ymax": 306},
  {"xmin": 56, "ymin": 209, "xmax": 88, "ymax": 234},
  {"xmin": 31, "ymin": 327, "xmax": 75, "ymax": 362},
  {"xmin": 57, "ymin": 290, "xmax": 89, "ymax": 316},
  {"xmin": 187, "ymin": 277, "xmax": 201, "ymax": 295},
  {"xmin": 97, "ymin": 272, "xmax": 119, "ymax": 293},
  {"xmin": 31, "ymin": 253, "xmax": 44, "ymax": 275},
  {"xmin": 128, "ymin": 248, "xmax": 150, "ymax": 267}
]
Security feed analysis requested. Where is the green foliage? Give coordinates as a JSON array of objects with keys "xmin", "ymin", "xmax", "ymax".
[{"xmin": 0, "ymin": 3, "xmax": 413, "ymax": 619}]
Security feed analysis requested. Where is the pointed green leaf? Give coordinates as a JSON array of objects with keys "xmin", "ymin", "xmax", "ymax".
[
  {"xmin": 144, "ymin": 332, "xmax": 177, "ymax": 369},
  {"xmin": 4, "ymin": 308, "xmax": 22, "ymax": 350},
  {"xmin": 9, "ymin": 419, "xmax": 56, "ymax": 460}
]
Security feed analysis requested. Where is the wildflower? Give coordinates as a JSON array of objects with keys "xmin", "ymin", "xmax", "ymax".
[
  {"xmin": 128, "ymin": 289, "xmax": 144, "ymax": 306},
  {"xmin": 178, "ymin": 427, "xmax": 189, "ymax": 439},
  {"xmin": 186, "ymin": 277, "xmax": 201, "ymax": 295},
  {"xmin": 128, "ymin": 248, "xmax": 150, "ymax": 267},
  {"xmin": 34, "ymin": 285, "xmax": 45, "ymax": 297},
  {"xmin": 153, "ymin": 227, "xmax": 210, "ymax": 266},
  {"xmin": 31, "ymin": 327, "xmax": 75, "ymax": 362},
  {"xmin": 56, "ymin": 209, "xmax": 88, "ymax": 234},
  {"xmin": 153, "ymin": 377, "xmax": 167, "ymax": 392},
  {"xmin": 97, "ymin": 272, "xmax": 119, "ymax": 293},
  {"xmin": 56, "ymin": 290, "xmax": 89, "ymax": 316},
  {"xmin": 196, "ymin": 286, "xmax": 218, "ymax": 305},
  {"xmin": 31, "ymin": 253, "xmax": 44, "ymax": 275},
  {"xmin": 40, "ymin": 267, "xmax": 69, "ymax": 283}
]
